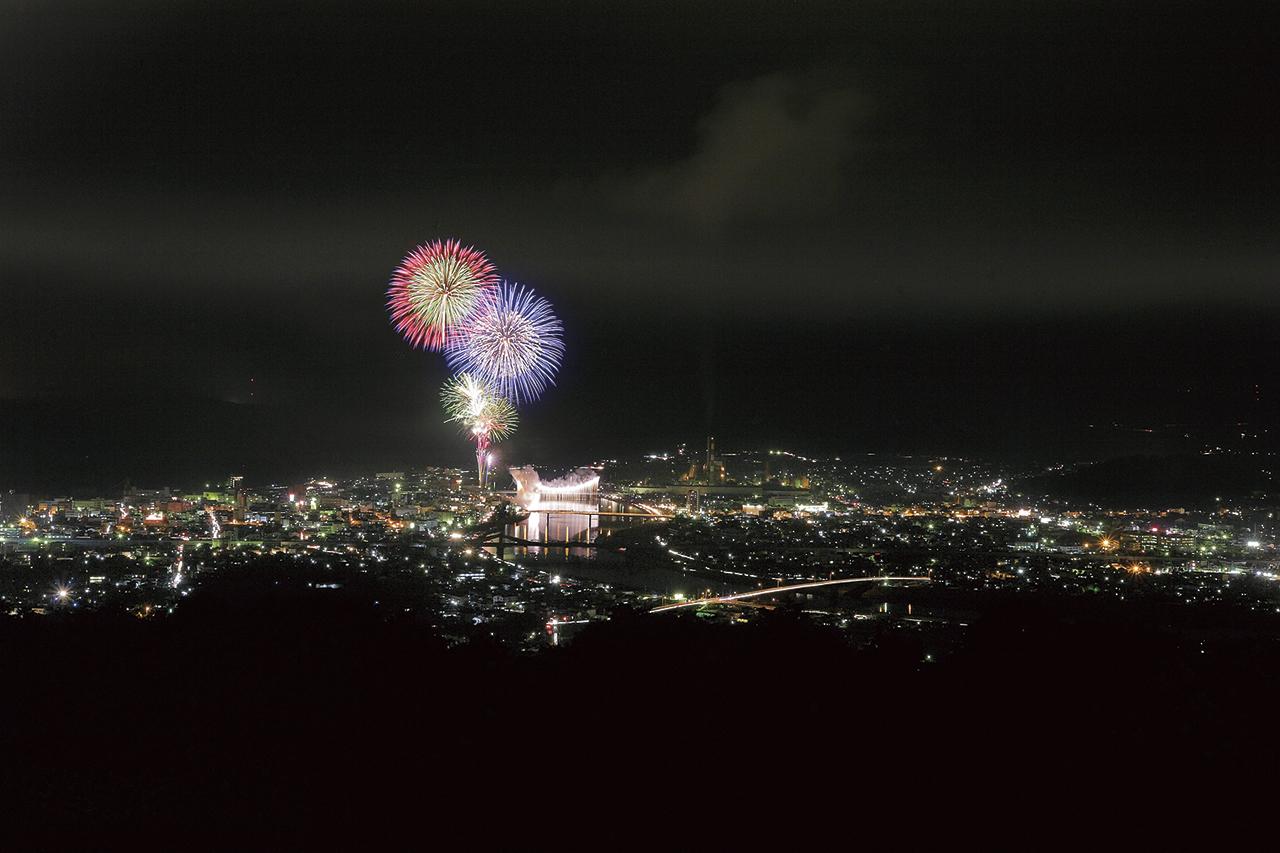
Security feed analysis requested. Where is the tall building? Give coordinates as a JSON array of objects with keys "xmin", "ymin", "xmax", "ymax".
[
  {"xmin": 226, "ymin": 475, "xmax": 247, "ymax": 522},
  {"xmin": 679, "ymin": 436, "xmax": 727, "ymax": 484},
  {"xmin": 0, "ymin": 490, "xmax": 30, "ymax": 521},
  {"xmin": 704, "ymin": 435, "xmax": 726, "ymax": 484}
]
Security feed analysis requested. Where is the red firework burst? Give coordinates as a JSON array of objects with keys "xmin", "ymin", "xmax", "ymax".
[{"xmin": 386, "ymin": 239, "xmax": 498, "ymax": 350}]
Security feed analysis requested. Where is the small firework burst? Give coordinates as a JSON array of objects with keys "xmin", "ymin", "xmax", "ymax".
[
  {"xmin": 441, "ymin": 372, "xmax": 518, "ymax": 443},
  {"xmin": 442, "ymin": 372, "xmax": 518, "ymax": 484}
]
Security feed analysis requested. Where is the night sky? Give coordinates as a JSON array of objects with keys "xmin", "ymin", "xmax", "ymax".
[{"xmin": 3, "ymin": 1, "xmax": 1279, "ymax": 490}]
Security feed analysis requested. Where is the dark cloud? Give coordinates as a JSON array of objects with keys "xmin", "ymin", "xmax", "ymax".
[{"xmin": 626, "ymin": 71, "xmax": 866, "ymax": 230}]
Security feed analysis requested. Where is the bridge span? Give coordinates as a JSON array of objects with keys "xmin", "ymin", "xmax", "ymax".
[{"xmin": 649, "ymin": 575, "xmax": 932, "ymax": 613}]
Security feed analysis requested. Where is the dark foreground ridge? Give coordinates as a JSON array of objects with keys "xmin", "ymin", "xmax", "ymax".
[{"xmin": 4, "ymin": 575, "xmax": 1279, "ymax": 836}]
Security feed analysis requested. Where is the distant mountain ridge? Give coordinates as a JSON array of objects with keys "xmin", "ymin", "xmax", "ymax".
[
  {"xmin": 1017, "ymin": 453, "xmax": 1276, "ymax": 509},
  {"xmin": 0, "ymin": 393, "xmax": 432, "ymax": 494}
]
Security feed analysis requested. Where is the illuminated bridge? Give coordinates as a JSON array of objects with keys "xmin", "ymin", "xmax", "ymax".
[{"xmin": 649, "ymin": 576, "xmax": 932, "ymax": 613}]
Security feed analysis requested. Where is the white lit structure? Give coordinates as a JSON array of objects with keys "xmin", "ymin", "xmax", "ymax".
[
  {"xmin": 507, "ymin": 466, "xmax": 602, "ymax": 546},
  {"xmin": 509, "ymin": 466, "xmax": 599, "ymax": 509}
]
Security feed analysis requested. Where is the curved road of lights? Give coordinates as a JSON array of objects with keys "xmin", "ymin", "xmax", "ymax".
[{"xmin": 649, "ymin": 576, "xmax": 931, "ymax": 613}]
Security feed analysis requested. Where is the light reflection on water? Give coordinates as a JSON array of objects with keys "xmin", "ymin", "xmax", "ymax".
[{"xmin": 496, "ymin": 496, "xmax": 640, "ymax": 558}]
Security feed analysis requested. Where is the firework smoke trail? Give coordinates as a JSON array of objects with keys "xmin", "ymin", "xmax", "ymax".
[
  {"xmin": 445, "ymin": 281, "xmax": 564, "ymax": 404},
  {"xmin": 386, "ymin": 239, "xmax": 497, "ymax": 350},
  {"xmin": 441, "ymin": 373, "xmax": 518, "ymax": 484}
]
